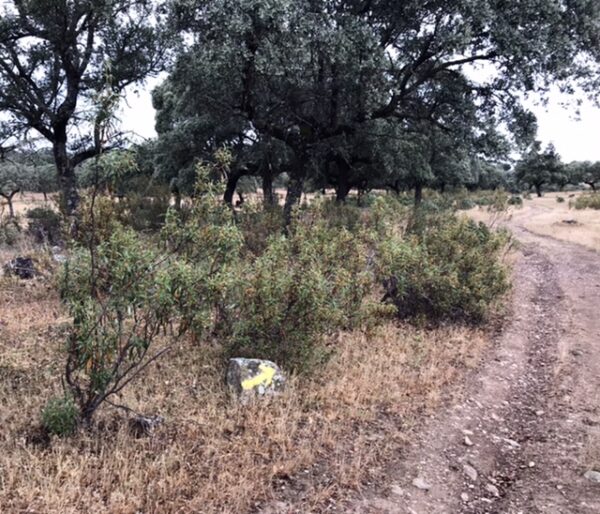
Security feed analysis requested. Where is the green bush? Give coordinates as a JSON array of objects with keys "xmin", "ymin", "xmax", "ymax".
[
  {"xmin": 237, "ymin": 204, "xmax": 284, "ymax": 257},
  {"xmin": 121, "ymin": 181, "xmax": 171, "ymax": 232},
  {"xmin": 224, "ymin": 219, "xmax": 372, "ymax": 372},
  {"xmin": 556, "ymin": 196, "xmax": 565, "ymax": 203},
  {"xmin": 377, "ymin": 215, "xmax": 510, "ymax": 323},
  {"xmin": 456, "ymin": 198, "xmax": 476, "ymax": 210},
  {"xmin": 42, "ymin": 395, "xmax": 78, "ymax": 436},
  {"xmin": 508, "ymin": 195, "xmax": 523, "ymax": 206},
  {"xmin": 0, "ymin": 216, "xmax": 21, "ymax": 246},
  {"xmin": 26, "ymin": 207, "xmax": 62, "ymax": 244},
  {"xmin": 572, "ymin": 194, "xmax": 600, "ymax": 210}
]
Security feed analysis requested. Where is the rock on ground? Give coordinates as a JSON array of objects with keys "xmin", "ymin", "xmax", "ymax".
[{"xmin": 227, "ymin": 358, "xmax": 286, "ymax": 402}]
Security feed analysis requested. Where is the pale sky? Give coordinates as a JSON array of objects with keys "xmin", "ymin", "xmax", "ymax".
[{"xmin": 121, "ymin": 80, "xmax": 600, "ymax": 164}]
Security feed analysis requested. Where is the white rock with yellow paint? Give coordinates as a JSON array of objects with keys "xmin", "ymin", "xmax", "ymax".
[{"xmin": 226, "ymin": 358, "xmax": 286, "ymax": 401}]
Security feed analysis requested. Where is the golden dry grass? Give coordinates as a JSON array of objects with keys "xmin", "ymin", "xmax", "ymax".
[
  {"xmin": 467, "ymin": 191, "xmax": 600, "ymax": 252},
  {"xmin": 0, "ymin": 269, "xmax": 489, "ymax": 513},
  {"xmin": 0, "ymin": 192, "xmax": 56, "ymax": 218}
]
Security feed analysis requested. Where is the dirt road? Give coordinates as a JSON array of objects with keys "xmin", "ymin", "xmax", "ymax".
[{"xmin": 348, "ymin": 213, "xmax": 600, "ymax": 513}]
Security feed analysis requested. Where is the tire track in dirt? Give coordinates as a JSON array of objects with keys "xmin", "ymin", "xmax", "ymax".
[{"xmin": 347, "ymin": 222, "xmax": 600, "ymax": 513}]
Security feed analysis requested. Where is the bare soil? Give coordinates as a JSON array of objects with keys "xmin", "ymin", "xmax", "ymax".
[{"xmin": 347, "ymin": 205, "xmax": 600, "ymax": 513}]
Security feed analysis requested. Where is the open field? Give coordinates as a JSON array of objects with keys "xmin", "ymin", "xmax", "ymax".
[
  {"xmin": 2, "ymin": 192, "xmax": 600, "ymax": 513},
  {"xmin": 0, "ymin": 273, "xmax": 488, "ymax": 513},
  {"xmin": 468, "ymin": 191, "xmax": 600, "ymax": 252},
  {"xmin": 0, "ymin": 193, "xmax": 497, "ymax": 513}
]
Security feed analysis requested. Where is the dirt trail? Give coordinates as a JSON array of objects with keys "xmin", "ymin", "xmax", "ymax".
[{"xmin": 348, "ymin": 214, "xmax": 600, "ymax": 513}]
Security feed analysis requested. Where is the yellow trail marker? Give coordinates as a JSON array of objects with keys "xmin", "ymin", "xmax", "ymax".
[{"xmin": 241, "ymin": 364, "xmax": 277, "ymax": 391}]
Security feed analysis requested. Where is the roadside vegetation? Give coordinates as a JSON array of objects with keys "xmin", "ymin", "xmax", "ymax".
[{"xmin": 1, "ymin": 0, "xmax": 600, "ymax": 511}]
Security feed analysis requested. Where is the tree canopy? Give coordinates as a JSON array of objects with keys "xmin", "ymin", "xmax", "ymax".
[
  {"xmin": 0, "ymin": 0, "xmax": 172, "ymax": 212},
  {"xmin": 152, "ymin": 0, "xmax": 600, "ymax": 213}
]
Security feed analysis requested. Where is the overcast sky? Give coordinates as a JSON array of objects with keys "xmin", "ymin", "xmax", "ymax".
[{"xmin": 121, "ymin": 80, "xmax": 600, "ymax": 164}]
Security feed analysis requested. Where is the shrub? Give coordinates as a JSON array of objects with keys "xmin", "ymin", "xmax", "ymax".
[
  {"xmin": 456, "ymin": 197, "xmax": 476, "ymax": 210},
  {"xmin": 378, "ymin": 215, "xmax": 510, "ymax": 323},
  {"xmin": 120, "ymin": 180, "xmax": 171, "ymax": 232},
  {"xmin": 42, "ymin": 395, "xmax": 78, "ymax": 437},
  {"xmin": 26, "ymin": 207, "xmax": 62, "ymax": 244},
  {"xmin": 556, "ymin": 196, "xmax": 565, "ymax": 203},
  {"xmin": 237, "ymin": 204, "xmax": 284, "ymax": 257},
  {"xmin": 224, "ymin": 219, "xmax": 372, "ymax": 372},
  {"xmin": 0, "ymin": 216, "xmax": 20, "ymax": 246},
  {"xmin": 60, "ymin": 225, "xmax": 180, "ymax": 427},
  {"xmin": 572, "ymin": 194, "xmax": 600, "ymax": 210},
  {"xmin": 508, "ymin": 195, "xmax": 523, "ymax": 206}
]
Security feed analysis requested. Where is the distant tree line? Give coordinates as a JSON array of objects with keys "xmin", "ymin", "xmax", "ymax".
[{"xmin": 1, "ymin": 1, "xmax": 600, "ymax": 219}]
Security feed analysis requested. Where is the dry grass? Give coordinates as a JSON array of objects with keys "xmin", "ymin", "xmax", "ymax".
[
  {"xmin": 0, "ymin": 267, "xmax": 489, "ymax": 513},
  {"xmin": 467, "ymin": 192, "xmax": 600, "ymax": 252}
]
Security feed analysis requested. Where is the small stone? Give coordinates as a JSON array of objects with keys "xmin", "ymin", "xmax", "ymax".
[
  {"xmin": 129, "ymin": 414, "xmax": 164, "ymax": 437},
  {"xmin": 412, "ymin": 477, "xmax": 431, "ymax": 491},
  {"xmin": 464, "ymin": 436, "xmax": 474, "ymax": 447},
  {"xmin": 463, "ymin": 464, "xmax": 478, "ymax": 482},
  {"xmin": 535, "ymin": 410, "xmax": 544, "ymax": 416},
  {"xmin": 463, "ymin": 429, "xmax": 474, "ymax": 436},
  {"xmin": 486, "ymin": 483, "xmax": 500, "ymax": 497},
  {"xmin": 227, "ymin": 358, "xmax": 286, "ymax": 403},
  {"xmin": 461, "ymin": 493, "xmax": 469, "ymax": 502},
  {"xmin": 390, "ymin": 485, "xmax": 404, "ymax": 496},
  {"xmin": 4, "ymin": 256, "xmax": 37, "ymax": 279},
  {"xmin": 528, "ymin": 461, "xmax": 536, "ymax": 468},
  {"xmin": 584, "ymin": 470, "xmax": 600, "ymax": 483}
]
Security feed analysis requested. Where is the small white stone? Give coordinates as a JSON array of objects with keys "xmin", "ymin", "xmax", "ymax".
[
  {"xmin": 461, "ymin": 493, "xmax": 469, "ymax": 502},
  {"xmin": 464, "ymin": 436, "xmax": 474, "ymax": 447},
  {"xmin": 584, "ymin": 470, "xmax": 600, "ymax": 483},
  {"xmin": 463, "ymin": 464, "xmax": 478, "ymax": 481},
  {"xmin": 486, "ymin": 483, "xmax": 500, "ymax": 497},
  {"xmin": 412, "ymin": 477, "xmax": 431, "ymax": 491}
]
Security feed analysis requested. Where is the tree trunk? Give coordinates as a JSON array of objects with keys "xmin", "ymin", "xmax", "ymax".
[
  {"xmin": 224, "ymin": 170, "xmax": 243, "ymax": 206},
  {"xmin": 414, "ymin": 183, "xmax": 423, "ymax": 205},
  {"xmin": 335, "ymin": 181, "xmax": 351, "ymax": 203},
  {"xmin": 262, "ymin": 173, "xmax": 275, "ymax": 207},
  {"xmin": 535, "ymin": 184, "xmax": 543, "ymax": 197},
  {"xmin": 0, "ymin": 191, "xmax": 18, "ymax": 218},
  {"xmin": 283, "ymin": 175, "xmax": 304, "ymax": 228},
  {"xmin": 53, "ymin": 128, "xmax": 79, "ymax": 215}
]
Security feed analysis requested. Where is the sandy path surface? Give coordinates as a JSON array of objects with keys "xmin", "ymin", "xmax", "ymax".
[{"xmin": 347, "ymin": 205, "xmax": 600, "ymax": 513}]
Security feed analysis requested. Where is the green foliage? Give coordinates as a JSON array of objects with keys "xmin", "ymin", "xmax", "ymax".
[
  {"xmin": 237, "ymin": 204, "xmax": 284, "ymax": 257},
  {"xmin": 378, "ymin": 215, "xmax": 510, "ymax": 323},
  {"xmin": 121, "ymin": 182, "xmax": 171, "ymax": 233},
  {"xmin": 42, "ymin": 395, "xmax": 78, "ymax": 437},
  {"xmin": 515, "ymin": 142, "xmax": 564, "ymax": 196},
  {"xmin": 508, "ymin": 195, "xmax": 523, "ymax": 206},
  {"xmin": 224, "ymin": 217, "xmax": 372, "ymax": 372},
  {"xmin": 162, "ymin": 161, "xmax": 244, "ymax": 339},
  {"xmin": 60, "ymin": 224, "xmax": 179, "ymax": 426},
  {"xmin": 556, "ymin": 196, "xmax": 565, "ymax": 203},
  {"xmin": 572, "ymin": 194, "xmax": 600, "ymax": 210},
  {"xmin": 26, "ymin": 207, "xmax": 62, "ymax": 244},
  {"xmin": 0, "ymin": 215, "xmax": 20, "ymax": 246}
]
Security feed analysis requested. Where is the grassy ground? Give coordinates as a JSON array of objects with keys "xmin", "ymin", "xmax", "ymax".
[
  {"xmin": 468, "ymin": 191, "xmax": 600, "ymax": 252},
  {"xmin": 0, "ymin": 261, "xmax": 490, "ymax": 513}
]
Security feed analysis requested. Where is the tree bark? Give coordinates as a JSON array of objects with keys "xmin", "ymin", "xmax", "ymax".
[
  {"xmin": 283, "ymin": 175, "xmax": 304, "ymax": 228},
  {"xmin": 534, "ymin": 184, "xmax": 543, "ymax": 197},
  {"xmin": 53, "ymin": 126, "xmax": 79, "ymax": 215},
  {"xmin": 224, "ymin": 170, "xmax": 243, "ymax": 206},
  {"xmin": 335, "ymin": 181, "xmax": 352, "ymax": 203},
  {"xmin": 262, "ymin": 173, "xmax": 275, "ymax": 207},
  {"xmin": 414, "ymin": 183, "xmax": 423, "ymax": 205},
  {"xmin": 0, "ymin": 190, "xmax": 18, "ymax": 218}
]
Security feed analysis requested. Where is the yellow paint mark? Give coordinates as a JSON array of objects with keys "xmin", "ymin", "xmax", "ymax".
[{"xmin": 241, "ymin": 364, "xmax": 276, "ymax": 391}]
